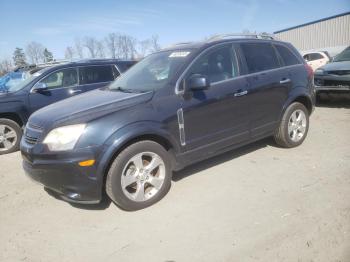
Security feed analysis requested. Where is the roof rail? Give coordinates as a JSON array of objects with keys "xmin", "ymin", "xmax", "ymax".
[
  {"xmin": 165, "ymin": 42, "xmax": 195, "ymax": 48},
  {"xmin": 36, "ymin": 60, "xmax": 70, "ymax": 67},
  {"xmin": 208, "ymin": 33, "xmax": 275, "ymax": 42}
]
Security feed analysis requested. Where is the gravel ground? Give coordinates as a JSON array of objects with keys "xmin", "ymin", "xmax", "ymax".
[{"xmin": 0, "ymin": 99, "xmax": 349, "ymax": 262}]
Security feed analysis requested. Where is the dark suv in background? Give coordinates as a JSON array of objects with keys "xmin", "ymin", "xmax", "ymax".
[
  {"xmin": 314, "ymin": 46, "xmax": 350, "ymax": 97},
  {"xmin": 21, "ymin": 35, "xmax": 315, "ymax": 210},
  {"xmin": 0, "ymin": 59, "xmax": 136, "ymax": 154}
]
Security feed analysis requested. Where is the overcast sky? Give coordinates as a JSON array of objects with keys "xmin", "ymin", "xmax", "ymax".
[{"xmin": 0, "ymin": 0, "xmax": 349, "ymax": 59}]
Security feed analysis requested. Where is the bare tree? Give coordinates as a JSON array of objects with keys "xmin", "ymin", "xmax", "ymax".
[
  {"xmin": 105, "ymin": 33, "xmax": 119, "ymax": 59},
  {"xmin": 0, "ymin": 59, "xmax": 13, "ymax": 76},
  {"xmin": 150, "ymin": 35, "xmax": 161, "ymax": 52},
  {"xmin": 74, "ymin": 38, "xmax": 84, "ymax": 59},
  {"xmin": 118, "ymin": 34, "xmax": 137, "ymax": 59},
  {"xmin": 65, "ymin": 46, "xmax": 74, "ymax": 60},
  {"xmin": 96, "ymin": 41, "xmax": 105, "ymax": 58},
  {"xmin": 83, "ymin": 37, "xmax": 99, "ymax": 58},
  {"xmin": 26, "ymin": 41, "xmax": 45, "ymax": 64},
  {"xmin": 137, "ymin": 39, "xmax": 152, "ymax": 58}
]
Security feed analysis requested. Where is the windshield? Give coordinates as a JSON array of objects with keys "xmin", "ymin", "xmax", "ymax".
[
  {"xmin": 109, "ymin": 50, "xmax": 192, "ymax": 92},
  {"xmin": 333, "ymin": 47, "xmax": 350, "ymax": 62},
  {"xmin": 6, "ymin": 70, "xmax": 44, "ymax": 92}
]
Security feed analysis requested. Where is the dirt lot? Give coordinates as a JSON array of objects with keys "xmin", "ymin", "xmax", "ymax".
[{"xmin": 0, "ymin": 99, "xmax": 350, "ymax": 262}]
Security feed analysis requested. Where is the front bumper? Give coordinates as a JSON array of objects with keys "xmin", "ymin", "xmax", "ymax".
[
  {"xmin": 21, "ymin": 146, "xmax": 103, "ymax": 204},
  {"xmin": 314, "ymin": 74, "xmax": 350, "ymax": 93},
  {"xmin": 315, "ymin": 85, "xmax": 350, "ymax": 92}
]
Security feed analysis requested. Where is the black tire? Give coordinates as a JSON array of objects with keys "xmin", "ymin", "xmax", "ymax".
[
  {"xmin": 274, "ymin": 102, "xmax": 309, "ymax": 148},
  {"xmin": 0, "ymin": 118, "xmax": 22, "ymax": 155},
  {"xmin": 106, "ymin": 140, "xmax": 172, "ymax": 211}
]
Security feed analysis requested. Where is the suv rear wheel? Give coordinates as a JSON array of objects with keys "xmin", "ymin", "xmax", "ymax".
[
  {"xmin": 0, "ymin": 118, "xmax": 22, "ymax": 155},
  {"xmin": 274, "ymin": 102, "xmax": 309, "ymax": 148},
  {"xmin": 106, "ymin": 140, "xmax": 172, "ymax": 211}
]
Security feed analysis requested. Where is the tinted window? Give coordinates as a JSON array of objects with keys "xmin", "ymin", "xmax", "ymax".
[
  {"xmin": 241, "ymin": 43, "xmax": 279, "ymax": 73},
  {"xmin": 275, "ymin": 45, "xmax": 300, "ymax": 66},
  {"xmin": 187, "ymin": 45, "xmax": 238, "ymax": 84},
  {"xmin": 79, "ymin": 65, "xmax": 114, "ymax": 85},
  {"xmin": 305, "ymin": 53, "xmax": 323, "ymax": 61},
  {"xmin": 333, "ymin": 47, "xmax": 350, "ymax": 62},
  {"xmin": 38, "ymin": 68, "xmax": 78, "ymax": 89},
  {"xmin": 117, "ymin": 62, "xmax": 136, "ymax": 72}
]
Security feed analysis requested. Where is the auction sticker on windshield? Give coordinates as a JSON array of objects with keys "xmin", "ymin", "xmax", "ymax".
[{"xmin": 169, "ymin": 51, "xmax": 191, "ymax": 57}]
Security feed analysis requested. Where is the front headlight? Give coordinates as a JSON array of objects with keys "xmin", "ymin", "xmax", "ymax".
[
  {"xmin": 43, "ymin": 124, "xmax": 86, "ymax": 151},
  {"xmin": 315, "ymin": 69, "xmax": 324, "ymax": 75}
]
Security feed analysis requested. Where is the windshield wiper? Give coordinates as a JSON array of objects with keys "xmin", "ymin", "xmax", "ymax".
[{"xmin": 111, "ymin": 86, "xmax": 143, "ymax": 93}]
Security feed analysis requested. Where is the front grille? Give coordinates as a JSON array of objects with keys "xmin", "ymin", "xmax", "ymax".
[
  {"xmin": 323, "ymin": 80, "xmax": 350, "ymax": 87},
  {"xmin": 25, "ymin": 134, "xmax": 38, "ymax": 145},
  {"xmin": 28, "ymin": 123, "xmax": 43, "ymax": 130},
  {"xmin": 327, "ymin": 70, "xmax": 350, "ymax": 76}
]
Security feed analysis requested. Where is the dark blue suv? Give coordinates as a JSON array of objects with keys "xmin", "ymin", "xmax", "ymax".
[
  {"xmin": 0, "ymin": 59, "xmax": 135, "ymax": 154},
  {"xmin": 21, "ymin": 36, "xmax": 315, "ymax": 210}
]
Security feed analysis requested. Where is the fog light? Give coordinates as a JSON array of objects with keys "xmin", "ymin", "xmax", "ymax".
[{"xmin": 78, "ymin": 159, "xmax": 95, "ymax": 167}]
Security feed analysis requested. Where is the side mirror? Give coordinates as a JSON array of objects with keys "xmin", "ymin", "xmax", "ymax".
[
  {"xmin": 186, "ymin": 74, "xmax": 209, "ymax": 91},
  {"xmin": 32, "ymin": 83, "xmax": 48, "ymax": 93}
]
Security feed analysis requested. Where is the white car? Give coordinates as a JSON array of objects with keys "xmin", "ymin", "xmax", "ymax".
[{"xmin": 303, "ymin": 51, "xmax": 330, "ymax": 71}]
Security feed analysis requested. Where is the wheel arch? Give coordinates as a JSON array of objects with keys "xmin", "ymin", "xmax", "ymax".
[
  {"xmin": 292, "ymin": 95, "xmax": 313, "ymax": 115},
  {"xmin": 97, "ymin": 122, "xmax": 180, "ymax": 192},
  {"xmin": 280, "ymin": 89, "xmax": 314, "ymax": 122},
  {"xmin": 0, "ymin": 112, "xmax": 24, "ymax": 127}
]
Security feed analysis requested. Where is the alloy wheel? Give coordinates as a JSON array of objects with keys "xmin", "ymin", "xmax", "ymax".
[
  {"xmin": 288, "ymin": 109, "xmax": 307, "ymax": 142},
  {"xmin": 0, "ymin": 124, "xmax": 17, "ymax": 152},
  {"xmin": 121, "ymin": 152, "xmax": 165, "ymax": 202}
]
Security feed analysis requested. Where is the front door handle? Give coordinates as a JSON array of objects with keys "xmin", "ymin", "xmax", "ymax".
[
  {"xmin": 280, "ymin": 78, "xmax": 291, "ymax": 84},
  {"xmin": 69, "ymin": 89, "xmax": 82, "ymax": 94},
  {"xmin": 234, "ymin": 90, "xmax": 248, "ymax": 97}
]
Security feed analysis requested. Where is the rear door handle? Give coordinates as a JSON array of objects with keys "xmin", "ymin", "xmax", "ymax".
[
  {"xmin": 280, "ymin": 78, "xmax": 291, "ymax": 84},
  {"xmin": 234, "ymin": 90, "xmax": 248, "ymax": 97},
  {"xmin": 69, "ymin": 89, "xmax": 82, "ymax": 94}
]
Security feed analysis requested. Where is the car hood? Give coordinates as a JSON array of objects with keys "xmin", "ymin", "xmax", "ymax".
[
  {"xmin": 29, "ymin": 89, "xmax": 154, "ymax": 129},
  {"xmin": 320, "ymin": 61, "xmax": 350, "ymax": 71}
]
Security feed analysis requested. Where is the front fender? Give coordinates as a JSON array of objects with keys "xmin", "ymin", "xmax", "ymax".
[{"xmin": 96, "ymin": 121, "xmax": 181, "ymax": 180}]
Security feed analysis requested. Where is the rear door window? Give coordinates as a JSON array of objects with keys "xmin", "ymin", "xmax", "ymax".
[
  {"xmin": 79, "ymin": 65, "xmax": 114, "ymax": 85},
  {"xmin": 274, "ymin": 45, "xmax": 301, "ymax": 66},
  {"xmin": 241, "ymin": 43, "xmax": 280, "ymax": 73}
]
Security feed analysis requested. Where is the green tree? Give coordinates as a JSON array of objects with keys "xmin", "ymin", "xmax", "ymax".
[
  {"xmin": 43, "ymin": 48, "xmax": 54, "ymax": 62},
  {"xmin": 12, "ymin": 47, "xmax": 26, "ymax": 67}
]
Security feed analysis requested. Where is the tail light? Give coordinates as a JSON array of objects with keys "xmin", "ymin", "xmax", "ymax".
[{"xmin": 305, "ymin": 64, "xmax": 314, "ymax": 78}]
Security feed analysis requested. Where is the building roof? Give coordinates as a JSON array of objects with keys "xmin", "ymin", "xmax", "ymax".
[{"xmin": 274, "ymin": 11, "xmax": 350, "ymax": 34}]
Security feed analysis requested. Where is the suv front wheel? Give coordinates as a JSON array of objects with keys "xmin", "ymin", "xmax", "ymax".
[
  {"xmin": 0, "ymin": 119, "xmax": 22, "ymax": 155},
  {"xmin": 274, "ymin": 102, "xmax": 309, "ymax": 148},
  {"xmin": 106, "ymin": 140, "xmax": 172, "ymax": 211}
]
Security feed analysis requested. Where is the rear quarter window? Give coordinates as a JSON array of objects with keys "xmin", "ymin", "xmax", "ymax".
[
  {"xmin": 241, "ymin": 43, "xmax": 280, "ymax": 73},
  {"xmin": 274, "ymin": 44, "xmax": 301, "ymax": 66},
  {"xmin": 117, "ymin": 62, "xmax": 136, "ymax": 73}
]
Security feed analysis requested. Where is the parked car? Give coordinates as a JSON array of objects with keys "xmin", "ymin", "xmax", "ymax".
[
  {"xmin": 314, "ymin": 46, "xmax": 350, "ymax": 96},
  {"xmin": 303, "ymin": 51, "xmax": 330, "ymax": 71},
  {"xmin": 21, "ymin": 35, "xmax": 315, "ymax": 210},
  {"xmin": 0, "ymin": 59, "xmax": 136, "ymax": 154}
]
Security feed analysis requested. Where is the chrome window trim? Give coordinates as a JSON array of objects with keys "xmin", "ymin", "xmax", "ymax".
[{"xmin": 175, "ymin": 41, "xmax": 304, "ymax": 95}]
